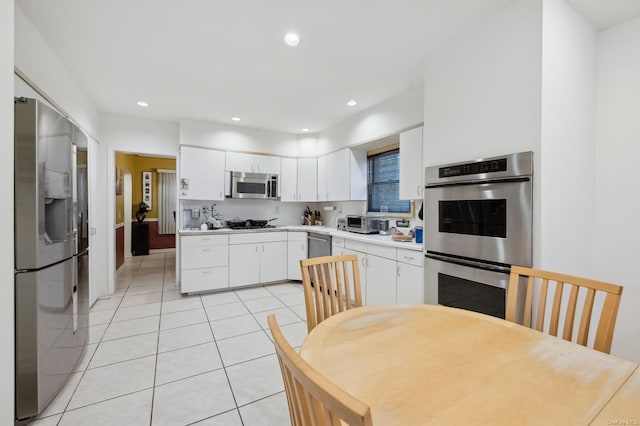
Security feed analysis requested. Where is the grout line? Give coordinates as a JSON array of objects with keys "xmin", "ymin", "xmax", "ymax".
[
  {"xmin": 200, "ymin": 289, "xmax": 245, "ymax": 426},
  {"xmin": 149, "ymin": 252, "xmax": 167, "ymax": 426},
  {"xmin": 184, "ymin": 408, "xmax": 241, "ymax": 426},
  {"xmin": 235, "ymin": 389, "xmax": 286, "ymax": 409}
]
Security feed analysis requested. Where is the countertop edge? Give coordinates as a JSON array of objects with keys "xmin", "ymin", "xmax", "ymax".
[{"xmin": 179, "ymin": 226, "xmax": 423, "ymax": 251}]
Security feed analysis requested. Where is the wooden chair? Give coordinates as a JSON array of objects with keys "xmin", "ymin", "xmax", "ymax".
[
  {"xmin": 267, "ymin": 315, "xmax": 373, "ymax": 426},
  {"xmin": 505, "ymin": 265, "xmax": 623, "ymax": 354},
  {"xmin": 300, "ymin": 254, "xmax": 363, "ymax": 332}
]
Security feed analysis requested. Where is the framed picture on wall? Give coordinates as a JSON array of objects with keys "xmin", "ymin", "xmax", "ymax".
[
  {"xmin": 142, "ymin": 171, "xmax": 152, "ymax": 210},
  {"xmin": 115, "ymin": 167, "xmax": 123, "ymax": 195}
]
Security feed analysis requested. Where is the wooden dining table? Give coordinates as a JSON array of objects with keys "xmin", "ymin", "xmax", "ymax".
[{"xmin": 299, "ymin": 304, "xmax": 639, "ymax": 425}]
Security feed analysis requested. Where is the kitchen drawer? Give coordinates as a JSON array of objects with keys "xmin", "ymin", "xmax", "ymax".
[
  {"xmin": 229, "ymin": 231, "xmax": 287, "ymax": 245},
  {"xmin": 345, "ymin": 239, "xmax": 368, "ymax": 253},
  {"xmin": 346, "ymin": 239, "xmax": 396, "ymax": 260},
  {"xmin": 332, "ymin": 237, "xmax": 346, "ymax": 248},
  {"xmin": 397, "ymin": 248, "xmax": 423, "ymax": 267},
  {"xmin": 181, "ymin": 245, "xmax": 228, "ymax": 269},
  {"xmin": 181, "ymin": 267, "xmax": 228, "ymax": 293},
  {"xmin": 181, "ymin": 234, "xmax": 228, "ymax": 248},
  {"xmin": 287, "ymin": 231, "xmax": 307, "ymax": 242}
]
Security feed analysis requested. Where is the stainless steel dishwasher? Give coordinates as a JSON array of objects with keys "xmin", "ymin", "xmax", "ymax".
[{"xmin": 307, "ymin": 232, "xmax": 332, "ymax": 258}]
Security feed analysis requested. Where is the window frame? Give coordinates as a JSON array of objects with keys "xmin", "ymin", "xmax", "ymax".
[{"xmin": 366, "ymin": 144, "xmax": 414, "ymax": 218}]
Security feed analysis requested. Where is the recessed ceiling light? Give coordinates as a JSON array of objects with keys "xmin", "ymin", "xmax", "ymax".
[
  {"xmin": 231, "ymin": 117, "xmax": 241, "ymax": 122},
  {"xmin": 347, "ymin": 100, "xmax": 357, "ymax": 107},
  {"xmin": 301, "ymin": 128, "xmax": 309, "ymax": 133},
  {"xmin": 284, "ymin": 32, "xmax": 300, "ymax": 47},
  {"xmin": 137, "ymin": 101, "xmax": 149, "ymax": 107}
]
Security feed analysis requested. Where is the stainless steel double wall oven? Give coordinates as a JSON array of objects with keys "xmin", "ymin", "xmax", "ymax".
[{"xmin": 424, "ymin": 152, "xmax": 533, "ymax": 318}]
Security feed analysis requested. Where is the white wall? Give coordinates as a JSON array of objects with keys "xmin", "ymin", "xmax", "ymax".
[
  {"xmin": 317, "ymin": 85, "xmax": 423, "ymax": 155},
  {"xmin": 101, "ymin": 113, "xmax": 179, "ymax": 156},
  {"xmin": 423, "ymin": 0, "xmax": 543, "ymax": 167},
  {"xmin": 180, "ymin": 119, "xmax": 298, "ymax": 157},
  {"xmin": 539, "ymin": 0, "xmax": 596, "ymax": 277},
  {"xmin": 594, "ymin": 15, "xmax": 640, "ymax": 361},
  {"xmin": 100, "ymin": 113, "xmax": 179, "ymax": 293},
  {"xmin": 14, "ymin": 5, "xmax": 99, "ymax": 136},
  {"xmin": 1, "ymin": 0, "xmax": 14, "ymax": 420}
]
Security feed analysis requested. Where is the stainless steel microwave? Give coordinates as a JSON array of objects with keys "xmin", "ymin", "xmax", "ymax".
[
  {"xmin": 230, "ymin": 171, "xmax": 279, "ymax": 200},
  {"xmin": 346, "ymin": 215, "xmax": 380, "ymax": 234}
]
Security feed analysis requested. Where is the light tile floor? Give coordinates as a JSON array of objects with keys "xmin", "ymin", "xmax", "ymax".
[{"xmin": 32, "ymin": 252, "xmax": 306, "ymax": 426}]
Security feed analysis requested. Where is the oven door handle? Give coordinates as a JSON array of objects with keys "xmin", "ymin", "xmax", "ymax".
[
  {"xmin": 425, "ymin": 252, "xmax": 511, "ymax": 275},
  {"xmin": 424, "ymin": 176, "xmax": 530, "ymax": 189}
]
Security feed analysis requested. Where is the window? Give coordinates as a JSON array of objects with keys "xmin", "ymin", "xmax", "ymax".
[{"xmin": 367, "ymin": 149, "xmax": 411, "ymax": 213}]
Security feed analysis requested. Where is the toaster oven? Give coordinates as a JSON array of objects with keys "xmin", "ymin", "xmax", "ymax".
[{"xmin": 346, "ymin": 215, "xmax": 380, "ymax": 234}]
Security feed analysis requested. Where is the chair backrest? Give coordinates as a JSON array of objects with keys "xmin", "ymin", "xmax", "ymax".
[
  {"xmin": 300, "ymin": 254, "xmax": 363, "ymax": 332},
  {"xmin": 267, "ymin": 315, "xmax": 373, "ymax": 426},
  {"xmin": 505, "ymin": 265, "xmax": 623, "ymax": 354}
]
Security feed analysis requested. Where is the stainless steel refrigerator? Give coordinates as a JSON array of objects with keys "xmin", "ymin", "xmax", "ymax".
[{"xmin": 14, "ymin": 98, "xmax": 89, "ymax": 423}]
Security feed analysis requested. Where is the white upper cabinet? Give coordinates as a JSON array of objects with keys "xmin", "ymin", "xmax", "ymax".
[
  {"xmin": 280, "ymin": 157, "xmax": 298, "ymax": 202},
  {"xmin": 399, "ymin": 126, "xmax": 423, "ymax": 200},
  {"xmin": 179, "ymin": 146, "xmax": 225, "ymax": 200},
  {"xmin": 226, "ymin": 152, "xmax": 280, "ymax": 175},
  {"xmin": 317, "ymin": 148, "xmax": 366, "ymax": 201},
  {"xmin": 317, "ymin": 155, "xmax": 327, "ymax": 201},
  {"xmin": 297, "ymin": 158, "xmax": 317, "ymax": 202}
]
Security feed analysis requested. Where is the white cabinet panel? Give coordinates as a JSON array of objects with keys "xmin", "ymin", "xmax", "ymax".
[
  {"xmin": 181, "ymin": 267, "xmax": 229, "ymax": 293},
  {"xmin": 326, "ymin": 149, "xmax": 350, "ymax": 201},
  {"xmin": 225, "ymin": 152, "xmax": 256, "ymax": 173},
  {"xmin": 254, "ymin": 155, "xmax": 281, "ymax": 175},
  {"xmin": 179, "ymin": 147, "xmax": 225, "ymax": 200},
  {"xmin": 365, "ymin": 255, "xmax": 397, "ymax": 305},
  {"xmin": 287, "ymin": 237, "xmax": 308, "ymax": 280},
  {"xmin": 317, "ymin": 155, "xmax": 327, "ymax": 201},
  {"xmin": 399, "ymin": 126, "xmax": 423, "ymax": 200},
  {"xmin": 229, "ymin": 244, "xmax": 260, "ymax": 286},
  {"xmin": 280, "ymin": 158, "xmax": 298, "ymax": 202},
  {"xmin": 297, "ymin": 158, "xmax": 317, "ymax": 202},
  {"xmin": 229, "ymin": 231, "xmax": 287, "ymax": 245},
  {"xmin": 226, "ymin": 152, "xmax": 281, "ymax": 175},
  {"xmin": 396, "ymin": 248, "xmax": 423, "ymax": 267},
  {"xmin": 396, "ymin": 262, "xmax": 424, "ymax": 304},
  {"xmin": 261, "ymin": 241, "xmax": 288, "ymax": 283},
  {"xmin": 181, "ymin": 245, "xmax": 228, "ymax": 270},
  {"xmin": 181, "ymin": 234, "xmax": 228, "ymax": 248},
  {"xmin": 317, "ymin": 148, "xmax": 366, "ymax": 201}
]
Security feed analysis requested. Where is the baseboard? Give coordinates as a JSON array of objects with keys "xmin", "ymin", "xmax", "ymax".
[{"xmin": 149, "ymin": 248, "xmax": 176, "ymax": 254}]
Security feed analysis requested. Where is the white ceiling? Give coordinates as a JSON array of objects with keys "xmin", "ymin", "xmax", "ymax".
[{"xmin": 17, "ymin": 0, "xmax": 640, "ymax": 135}]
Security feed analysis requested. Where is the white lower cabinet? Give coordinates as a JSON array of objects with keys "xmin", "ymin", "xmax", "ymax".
[
  {"xmin": 229, "ymin": 232, "xmax": 288, "ymax": 286},
  {"xmin": 229, "ymin": 244, "xmax": 260, "ymax": 286},
  {"xmin": 342, "ymin": 240, "xmax": 424, "ymax": 305},
  {"xmin": 396, "ymin": 262, "xmax": 424, "ymax": 304},
  {"xmin": 287, "ymin": 232, "xmax": 307, "ymax": 280},
  {"xmin": 365, "ymin": 254, "xmax": 397, "ymax": 305},
  {"xmin": 260, "ymin": 242, "xmax": 288, "ymax": 283},
  {"xmin": 180, "ymin": 235, "xmax": 229, "ymax": 293}
]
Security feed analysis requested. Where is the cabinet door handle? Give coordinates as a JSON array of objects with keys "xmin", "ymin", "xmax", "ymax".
[
  {"xmin": 202, "ymin": 270, "xmax": 211, "ymax": 275},
  {"xmin": 255, "ymin": 246, "xmax": 258, "ymax": 253},
  {"xmin": 403, "ymin": 256, "xmax": 414, "ymax": 261},
  {"xmin": 417, "ymin": 184, "xmax": 421, "ymax": 196},
  {"xmin": 201, "ymin": 248, "xmax": 210, "ymax": 252},
  {"xmin": 366, "ymin": 257, "xmax": 370, "ymax": 268},
  {"xmin": 219, "ymin": 191, "xmax": 223, "ymax": 199},
  {"xmin": 301, "ymin": 243, "xmax": 305, "ymax": 252},
  {"xmin": 201, "ymin": 238, "xmax": 210, "ymax": 241},
  {"xmin": 397, "ymin": 264, "xmax": 400, "ymax": 278},
  {"xmin": 262, "ymin": 245, "xmax": 265, "ymax": 252},
  {"xmin": 361, "ymin": 257, "xmax": 366, "ymax": 268}
]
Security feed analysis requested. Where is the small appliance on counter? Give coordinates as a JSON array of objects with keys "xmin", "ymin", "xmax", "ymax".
[
  {"xmin": 378, "ymin": 218, "xmax": 390, "ymax": 235},
  {"xmin": 337, "ymin": 217, "xmax": 347, "ymax": 231},
  {"xmin": 346, "ymin": 215, "xmax": 380, "ymax": 234}
]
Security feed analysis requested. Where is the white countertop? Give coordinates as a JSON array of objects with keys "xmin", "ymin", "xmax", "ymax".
[{"xmin": 179, "ymin": 225, "xmax": 423, "ymax": 251}]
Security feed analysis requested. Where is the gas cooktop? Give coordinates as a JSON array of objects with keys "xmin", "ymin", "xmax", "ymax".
[{"xmin": 225, "ymin": 219, "xmax": 277, "ymax": 230}]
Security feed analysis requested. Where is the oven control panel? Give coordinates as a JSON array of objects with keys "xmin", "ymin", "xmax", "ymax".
[{"xmin": 440, "ymin": 158, "xmax": 507, "ymax": 178}]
